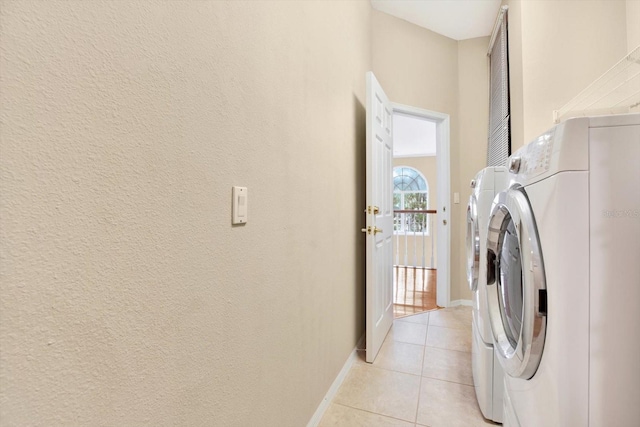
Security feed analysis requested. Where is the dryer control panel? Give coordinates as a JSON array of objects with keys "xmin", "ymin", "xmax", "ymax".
[
  {"xmin": 523, "ymin": 132, "xmax": 554, "ymax": 177},
  {"xmin": 512, "ymin": 130, "xmax": 555, "ymax": 182}
]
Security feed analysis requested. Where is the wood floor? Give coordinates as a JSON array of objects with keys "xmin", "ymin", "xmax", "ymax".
[{"xmin": 393, "ymin": 266, "xmax": 438, "ymax": 318}]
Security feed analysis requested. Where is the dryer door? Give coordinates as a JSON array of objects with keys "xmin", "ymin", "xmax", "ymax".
[
  {"xmin": 486, "ymin": 186, "xmax": 547, "ymax": 379},
  {"xmin": 466, "ymin": 195, "xmax": 480, "ymax": 291}
]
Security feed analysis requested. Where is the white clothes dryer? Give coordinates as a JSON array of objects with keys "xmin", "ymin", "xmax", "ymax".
[
  {"xmin": 466, "ymin": 166, "xmax": 507, "ymax": 423},
  {"xmin": 485, "ymin": 114, "xmax": 640, "ymax": 427}
]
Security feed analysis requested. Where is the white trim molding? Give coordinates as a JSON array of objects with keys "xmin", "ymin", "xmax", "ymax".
[
  {"xmin": 392, "ymin": 103, "xmax": 451, "ymax": 308},
  {"xmin": 306, "ymin": 335, "xmax": 365, "ymax": 427},
  {"xmin": 488, "ymin": 5, "xmax": 509, "ymax": 55},
  {"xmin": 450, "ymin": 299, "xmax": 473, "ymax": 307}
]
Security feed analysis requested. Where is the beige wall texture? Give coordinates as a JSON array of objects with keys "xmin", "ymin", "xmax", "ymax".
[
  {"xmin": 371, "ymin": 10, "xmax": 461, "ymax": 299},
  {"xmin": 0, "ymin": 1, "xmax": 371, "ymax": 425},
  {"xmin": 507, "ymin": 0, "xmax": 629, "ymax": 150},
  {"xmin": 456, "ymin": 37, "xmax": 491, "ymax": 302},
  {"xmin": 628, "ymin": 0, "xmax": 640, "ymax": 53},
  {"xmin": 392, "ymin": 156, "xmax": 438, "ymax": 267},
  {"xmin": 372, "ymin": 10, "xmax": 490, "ymax": 302},
  {"xmin": 7, "ymin": 1, "xmax": 631, "ymax": 424},
  {"xmin": 629, "ymin": 0, "xmax": 640, "ymax": 115}
]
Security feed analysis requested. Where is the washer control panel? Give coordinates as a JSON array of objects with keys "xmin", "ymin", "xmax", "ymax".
[{"xmin": 520, "ymin": 130, "xmax": 555, "ymax": 179}]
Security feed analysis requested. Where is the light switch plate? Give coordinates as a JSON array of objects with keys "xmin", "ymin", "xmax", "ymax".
[
  {"xmin": 453, "ymin": 192, "xmax": 460, "ymax": 204},
  {"xmin": 232, "ymin": 186, "xmax": 248, "ymax": 224}
]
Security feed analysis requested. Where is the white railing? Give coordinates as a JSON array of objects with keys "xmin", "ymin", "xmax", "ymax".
[{"xmin": 393, "ymin": 209, "xmax": 437, "ymax": 269}]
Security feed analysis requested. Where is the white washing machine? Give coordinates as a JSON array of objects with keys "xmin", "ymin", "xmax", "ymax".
[
  {"xmin": 467, "ymin": 166, "xmax": 507, "ymax": 423},
  {"xmin": 485, "ymin": 113, "xmax": 640, "ymax": 426}
]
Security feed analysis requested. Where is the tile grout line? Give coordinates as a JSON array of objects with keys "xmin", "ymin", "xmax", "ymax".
[
  {"xmin": 423, "ymin": 344, "xmax": 471, "ymax": 353},
  {"xmin": 353, "ymin": 358, "xmax": 424, "ymax": 379},
  {"xmin": 422, "ymin": 313, "xmax": 475, "ymax": 385},
  {"xmin": 420, "ymin": 374, "xmax": 475, "ymax": 387},
  {"xmin": 413, "ymin": 313, "xmax": 431, "ymax": 424},
  {"xmin": 341, "ymin": 322, "xmax": 427, "ymax": 425},
  {"xmin": 330, "ymin": 402, "xmax": 417, "ymax": 425},
  {"xmin": 422, "ymin": 345, "xmax": 472, "ymax": 355},
  {"xmin": 428, "ymin": 325, "xmax": 468, "ymax": 331},
  {"xmin": 325, "ymin": 309, "xmax": 475, "ymax": 427}
]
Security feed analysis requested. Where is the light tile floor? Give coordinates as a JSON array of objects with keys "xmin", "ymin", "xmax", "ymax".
[{"xmin": 319, "ymin": 306, "xmax": 496, "ymax": 427}]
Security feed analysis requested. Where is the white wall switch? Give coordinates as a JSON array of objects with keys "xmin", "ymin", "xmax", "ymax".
[
  {"xmin": 232, "ymin": 186, "xmax": 248, "ymax": 224},
  {"xmin": 453, "ymin": 192, "xmax": 460, "ymax": 204}
]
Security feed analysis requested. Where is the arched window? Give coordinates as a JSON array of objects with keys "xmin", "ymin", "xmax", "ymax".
[{"xmin": 393, "ymin": 166, "xmax": 429, "ymax": 234}]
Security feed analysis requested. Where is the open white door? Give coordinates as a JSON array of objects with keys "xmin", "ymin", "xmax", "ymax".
[{"xmin": 364, "ymin": 72, "xmax": 394, "ymax": 363}]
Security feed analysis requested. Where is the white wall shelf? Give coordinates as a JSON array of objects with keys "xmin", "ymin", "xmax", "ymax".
[{"xmin": 554, "ymin": 45, "xmax": 640, "ymax": 123}]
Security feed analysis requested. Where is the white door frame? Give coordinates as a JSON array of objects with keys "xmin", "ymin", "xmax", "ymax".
[{"xmin": 392, "ymin": 103, "xmax": 451, "ymax": 308}]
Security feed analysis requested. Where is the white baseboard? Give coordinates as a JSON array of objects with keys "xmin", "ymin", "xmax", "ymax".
[
  {"xmin": 306, "ymin": 334, "xmax": 365, "ymax": 427},
  {"xmin": 450, "ymin": 299, "xmax": 473, "ymax": 307}
]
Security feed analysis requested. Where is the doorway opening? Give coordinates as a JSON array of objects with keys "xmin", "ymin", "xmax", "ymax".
[{"xmin": 391, "ymin": 105, "xmax": 450, "ymax": 317}]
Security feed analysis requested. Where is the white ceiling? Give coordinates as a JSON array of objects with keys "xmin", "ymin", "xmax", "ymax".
[
  {"xmin": 371, "ymin": 0, "xmax": 502, "ymax": 41},
  {"xmin": 393, "ymin": 113, "xmax": 437, "ymax": 157}
]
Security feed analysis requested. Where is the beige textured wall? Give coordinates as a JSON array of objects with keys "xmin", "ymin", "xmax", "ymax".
[
  {"xmin": 0, "ymin": 1, "xmax": 371, "ymax": 425},
  {"xmin": 457, "ymin": 37, "xmax": 491, "ymax": 302},
  {"xmin": 371, "ymin": 10, "xmax": 464, "ymax": 300},
  {"xmin": 393, "ymin": 156, "xmax": 438, "ymax": 267},
  {"xmin": 629, "ymin": 1, "xmax": 640, "ymax": 115},
  {"xmin": 507, "ymin": 0, "xmax": 628, "ymax": 149},
  {"xmin": 372, "ymin": 10, "xmax": 490, "ymax": 303},
  {"xmin": 628, "ymin": 0, "xmax": 640, "ymax": 51}
]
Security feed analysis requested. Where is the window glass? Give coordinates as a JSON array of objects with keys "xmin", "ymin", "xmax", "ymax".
[
  {"xmin": 393, "ymin": 167, "xmax": 429, "ymax": 234},
  {"xmin": 393, "ymin": 193, "xmax": 401, "ymax": 210},
  {"xmin": 393, "ymin": 167, "xmax": 427, "ymax": 191},
  {"xmin": 498, "ymin": 217, "xmax": 523, "ymax": 348}
]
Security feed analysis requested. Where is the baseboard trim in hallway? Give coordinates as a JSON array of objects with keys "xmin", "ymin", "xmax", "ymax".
[
  {"xmin": 307, "ymin": 334, "xmax": 365, "ymax": 427},
  {"xmin": 450, "ymin": 299, "xmax": 473, "ymax": 307}
]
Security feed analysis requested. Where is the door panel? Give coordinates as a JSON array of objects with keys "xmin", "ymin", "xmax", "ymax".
[
  {"xmin": 365, "ymin": 72, "xmax": 394, "ymax": 363},
  {"xmin": 486, "ymin": 187, "xmax": 546, "ymax": 379}
]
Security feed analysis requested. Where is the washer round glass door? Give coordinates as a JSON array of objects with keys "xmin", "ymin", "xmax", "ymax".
[
  {"xmin": 486, "ymin": 186, "xmax": 547, "ymax": 379},
  {"xmin": 466, "ymin": 196, "xmax": 480, "ymax": 291}
]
